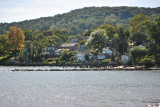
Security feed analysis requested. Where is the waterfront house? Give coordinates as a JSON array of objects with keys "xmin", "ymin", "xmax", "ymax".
[
  {"xmin": 102, "ymin": 47, "xmax": 113, "ymax": 57},
  {"xmin": 42, "ymin": 44, "xmax": 56, "ymax": 55},
  {"xmin": 76, "ymin": 53, "xmax": 86, "ymax": 62},
  {"xmin": 77, "ymin": 45, "xmax": 86, "ymax": 52},
  {"xmin": 121, "ymin": 55, "xmax": 131, "ymax": 65},
  {"xmin": 97, "ymin": 53, "xmax": 106, "ymax": 60},
  {"xmin": 70, "ymin": 36, "xmax": 87, "ymax": 43}
]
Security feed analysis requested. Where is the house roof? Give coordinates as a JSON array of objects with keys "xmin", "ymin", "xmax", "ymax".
[
  {"xmin": 55, "ymin": 49, "xmax": 62, "ymax": 53},
  {"xmin": 61, "ymin": 43, "xmax": 77, "ymax": 48},
  {"xmin": 70, "ymin": 38, "xmax": 78, "ymax": 43}
]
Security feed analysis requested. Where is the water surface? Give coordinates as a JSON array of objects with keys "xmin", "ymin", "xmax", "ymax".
[{"xmin": 0, "ymin": 66, "xmax": 160, "ymax": 107}]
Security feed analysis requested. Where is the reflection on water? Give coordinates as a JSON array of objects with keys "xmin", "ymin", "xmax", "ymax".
[{"xmin": 0, "ymin": 66, "xmax": 160, "ymax": 107}]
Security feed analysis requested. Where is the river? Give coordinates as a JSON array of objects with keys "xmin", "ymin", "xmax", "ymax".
[{"xmin": 0, "ymin": 66, "xmax": 160, "ymax": 107}]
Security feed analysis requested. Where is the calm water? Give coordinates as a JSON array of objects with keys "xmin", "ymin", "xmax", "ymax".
[{"xmin": 0, "ymin": 66, "xmax": 160, "ymax": 107}]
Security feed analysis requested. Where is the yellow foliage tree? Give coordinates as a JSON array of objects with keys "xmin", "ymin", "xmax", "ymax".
[{"xmin": 6, "ymin": 26, "xmax": 25, "ymax": 59}]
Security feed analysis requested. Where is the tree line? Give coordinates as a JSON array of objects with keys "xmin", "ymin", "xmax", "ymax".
[
  {"xmin": 84, "ymin": 13, "xmax": 160, "ymax": 67},
  {"xmin": 0, "ymin": 13, "xmax": 160, "ymax": 67}
]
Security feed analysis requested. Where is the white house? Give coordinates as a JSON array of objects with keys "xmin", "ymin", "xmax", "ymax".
[
  {"xmin": 77, "ymin": 45, "xmax": 86, "ymax": 52},
  {"xmin": 97, "ymin": 54, "xmax": 106, "ymax": 60},
  {"xmin": 138, "ymin": 45, "xmax": 145, "ymax": 48},
  {"xmin": 121, "ymin": 55, "xmax": 131, "ymax": 65},
  {"xmin": 42, "ymin": 45, "xmax": 56, "ymax": 55},
  {"xmin": 76, "ymin": 53, "xmax": 86, "ymax": 62},
  {"xmin": 102, "ymin": 47, "xmax": 112, "ymax": 56}
]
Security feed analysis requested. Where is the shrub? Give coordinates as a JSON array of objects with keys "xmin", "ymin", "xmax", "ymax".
[
  {"xmin": 66, "ymin": 62, "xmax": 71, "ymax": 64},
  {"xmin": 58, "ymin": 60, "xmax": 62, "ymax": 64},
  {"xmin": 139, "ymin": 56, "xmax": 155, "ymax": 67},
  {"xmin": 42, "ymin": 61, "xmax": 49, "ymax": 64},
  {"xmin": 102, "ymin": 59, "xmax": 111, "ymax": 63},
  {"xmin": 46, "ymin": 58, "xmax": 55, "ymax": 62},
  {"xmin": 102, "ymin": 59, "xmax": 111, "ymax": 66},
  {"xmin": 55, "ymin": 57, "xmax": 59, "ymax": 64}
]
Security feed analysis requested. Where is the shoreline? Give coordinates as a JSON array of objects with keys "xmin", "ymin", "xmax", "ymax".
[
  {"xmin": 11, "ymin": 67, "xmax": 160, "ymax": 71},
  {"xmin": 1, "ymin": 65, "xmax": 160, "ymax": 71}
]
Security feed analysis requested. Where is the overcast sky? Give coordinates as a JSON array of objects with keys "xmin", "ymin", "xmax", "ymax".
[{"xmin": 0, "ymin": 0, "xmax": 160, "ymax": 23}]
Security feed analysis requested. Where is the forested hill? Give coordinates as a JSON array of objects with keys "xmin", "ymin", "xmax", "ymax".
[{"xmin": 0, "ymin": 6, "xmax": 160, "ymax": 35}]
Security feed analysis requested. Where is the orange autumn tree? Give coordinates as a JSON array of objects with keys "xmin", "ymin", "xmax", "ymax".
[{"xmin": 6, "ymin": 26, "xmax": 25, "ymax": 59}]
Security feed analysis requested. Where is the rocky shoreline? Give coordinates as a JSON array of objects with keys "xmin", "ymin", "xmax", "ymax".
[{"xmin": 12, "ymin": 67, "xmax": 160, "ymax": 71}]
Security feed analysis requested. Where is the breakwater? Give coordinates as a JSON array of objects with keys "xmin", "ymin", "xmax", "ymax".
[{"xmin": 12, "ymin": 67, "xmax": 160, "ymax": 71}]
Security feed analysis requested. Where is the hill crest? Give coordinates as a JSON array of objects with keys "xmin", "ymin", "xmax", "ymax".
[{"xmin": 0, "ymin": 6, "xmax": 160, "ymax": 35}]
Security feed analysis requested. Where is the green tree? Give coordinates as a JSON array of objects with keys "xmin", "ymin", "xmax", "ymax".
[
  {"xmin": 30, "ymin": 41, "xmax": 44, "ymax": 62},
  {"xmin": 85, "ymin": 53, "xmax": 90, "ymax": 62},
  {"xmin": 78, "ymin": 40, "xmax": 86, "ymax": 45},
  {"xmin": 139, "ymin": 55, "xmax": 155, "ymax": 67},
  {"xmin": 60, "ymin": 50, "xmax": 76, "ymax": 62},
  {"xmin": 98, "ymin": 24, "xmax": 116, "ymax": 39},
  {"xmin": 23, "ymin": 29, "xmax": 35, "ymax": 41},
  {"xmin": 129, "ymin": 13, "xmax": 151, "ymax": 35},
  {"xmin": 111, "ymin": 33, "xmax": 119, "ymax": 54},
  {"xmin": 53, "ymin": 29, "xmax": 68, "ymax": 42},
  {"xmin": 131, "ymin": 46, "xmax": 148, "ymax": 65},
  {"xmin": 116, "ymin": 26, "xmax": 129, "ymax": 55},
  {"xmin": 130, "ymin": 32, "xmax": 147, "ymax": 46},
  {"xmin": 104, "ymin": 14, "xmax": 119, "ymax": 25},
  {"xmin": 136, "ymin": 16, "xmax": 160, "ymax": 66},
  {"xmin": 83, "ymin": 29, "xmax": 94, "ymax": 37},
  {"xmin": 0, "ymin": 35, "xmax": 9, "ymax": 57},
  {"xmin": 86, "ymin": 29, "xmax": 109, "ymax": 53},
  {"xmin": 150, "ymin": 16, "xmax": 160, "ymax": 49}
]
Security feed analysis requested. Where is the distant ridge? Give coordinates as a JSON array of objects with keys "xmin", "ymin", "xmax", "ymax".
[{"xmin": 0, "ymin": 6, "xmax": 160, "ymax": 35}]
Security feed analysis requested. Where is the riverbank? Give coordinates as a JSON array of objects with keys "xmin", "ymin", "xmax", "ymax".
[{"xmin": 11, "ymin": 66, "xmax": 160, "ymax": 71}]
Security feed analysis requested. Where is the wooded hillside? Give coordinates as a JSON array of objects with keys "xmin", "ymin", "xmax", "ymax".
[{"xmin": 0, "ymin": 6, "xmax": 160, "ymax": 35}]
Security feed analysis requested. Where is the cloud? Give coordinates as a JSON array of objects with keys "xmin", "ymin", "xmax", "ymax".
[{"xmin": 0, "ymin": 0, "xmax": 160, "ymax": 23}]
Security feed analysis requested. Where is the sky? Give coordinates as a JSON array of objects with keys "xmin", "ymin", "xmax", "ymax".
[{"xmin": 0, "ymin": 0, "xmax": 160, "ymax": 23}]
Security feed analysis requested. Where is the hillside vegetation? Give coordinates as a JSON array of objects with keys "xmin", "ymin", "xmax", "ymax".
[{"xmin": 0, "ymin": 6, "xmax": 160, "ymax": 35}]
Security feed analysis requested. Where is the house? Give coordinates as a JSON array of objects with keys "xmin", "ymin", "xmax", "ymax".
[
  {"xmin": 76, "ymin": 53, "xmax": 86, "ymax": 62},
  {"xmin": 77, "ymin": 36, "xmax": 88, "ymax": 42},
  {"xmin": 77, "ymin": 45, "xmax": 86, "ymax": 52},
  {"xmin": 60, "ymin": 43, "xmax": 77, "ymax": 51},
  {"xmin": 128, "ymin": 44, "xmax": 146, "ymax": 51},
  {"xmin": 42, "ymin": 45, "xmax": 56, "ymax": 55},
  {"xmin": 97, "ymin": 53, "xmax": 106, "ymax": 60},
  {"xmin": 76, "ymin": 52, "xmax": 94, "ymax": 62},
  {"xmin": 138, "ymin": 45, "xmax": 145, "ymax": 48},
  {"xmin": 70, "ymin": 36, "xmax": 88, "ymax": 43},
  {"xmin": 54, "ymin": 49, "xmax": 63, "ymax": 56},
  {"xmin": 70, "ymin": 38, "xmax": 79, "ymax": 43},
  {"xmin": 102, "ymin": 47, "xmax": 113, "ymax": 56},
  {"xmin": 121, "ymin": 55, "xmax": 131, "ymax": 65}
]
